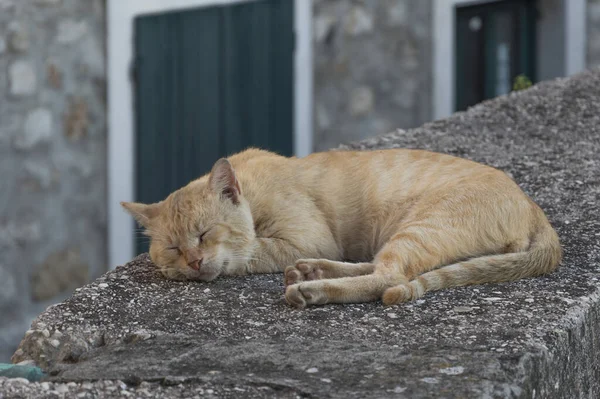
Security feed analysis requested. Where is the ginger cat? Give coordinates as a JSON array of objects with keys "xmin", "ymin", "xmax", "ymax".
[{"xmin": 121, "ymin": 148, "xmax": 562, "ymax": 309}]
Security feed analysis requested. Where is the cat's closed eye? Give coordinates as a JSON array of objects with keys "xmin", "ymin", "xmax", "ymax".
[
  {"xmin": 198, "ymin": 231, "xmax": 207, "ymax": 244},
  {"xmin": 167, "ymin": 246, "xmax": 181, "ymax": 255}
]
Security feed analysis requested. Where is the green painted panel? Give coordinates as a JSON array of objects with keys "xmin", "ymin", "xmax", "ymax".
[
  {"xmin": 269, "ymin": 0, "xmax": 295, "ymax": 154},
  {"xmin": 134, "ymin": 0, "xmax": 294, "ymax": 254}
]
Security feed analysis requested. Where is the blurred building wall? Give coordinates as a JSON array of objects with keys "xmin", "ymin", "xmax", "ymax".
[
  {"xmin": 590, "ymin": 0, "xmax": 600, "ymax": 67},
  {"xmin": 0, "ymin": 0, "xmax": 107, "ymax": 361},
  {"xmin": 312, "ymin": 0, "xmax": 433, "ymax": 151}
]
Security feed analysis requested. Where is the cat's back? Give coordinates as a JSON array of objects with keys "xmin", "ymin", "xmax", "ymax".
[
  {"xmin": 227, "ymin": 148, "xmax": 302, "ymax": 199},
  {"xmin": 297, "ymin": 148, "xmax": 496, "ymax": 180},
  {"xmin": 295, "ymin": 148, "xmax": 520, "ymax": 211},
  {"xmin": 228, "ymin": 147, "xmax": 511, "ymax": 199},
  {"xmin": 229, "ymin": 147, "xmax": 501, "ymax": 187},
  {"xmin": 228, "ymin": 147, "xmax": 285, "ymax": 166}
]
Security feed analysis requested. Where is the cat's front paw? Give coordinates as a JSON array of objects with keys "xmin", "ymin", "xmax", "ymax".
[{"xmin": 284, "ymin": 260, "xmax": 324, "ymax": 286}]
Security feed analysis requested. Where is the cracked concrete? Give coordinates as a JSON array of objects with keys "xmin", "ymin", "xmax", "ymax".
[{"xmin": 4, "ymin": 68, "xmax": 600, "ymax": 398}]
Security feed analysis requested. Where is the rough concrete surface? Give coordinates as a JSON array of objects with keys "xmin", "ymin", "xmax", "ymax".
[{"xmin": 4, "ymin": 68, "xmax": 600, "ymax": 398}]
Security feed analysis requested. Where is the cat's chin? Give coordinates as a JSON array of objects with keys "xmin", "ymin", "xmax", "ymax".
[{"xmin": 186, "ymin": 269, "xmax": 221, "ymax": 282}]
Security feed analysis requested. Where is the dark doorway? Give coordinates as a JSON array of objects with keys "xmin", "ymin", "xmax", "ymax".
[{"xmin": 455, "ymin": 0, "xmax": 536, "ymax": 112}]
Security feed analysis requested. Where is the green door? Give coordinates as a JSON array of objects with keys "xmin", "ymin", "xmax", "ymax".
[
  {"xmin": 133, "ymin": 0, "xmax": 295, "ymax": 254},
  {"xmin": 455, "ymin": 0, "xmax": 536, "ymax": 112}
]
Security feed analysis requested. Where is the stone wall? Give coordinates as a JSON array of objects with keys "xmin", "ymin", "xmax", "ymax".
[
  {"xmin": 312, "ymin": 0, "xmax": 432, "ymax": 151},
  {"xmin": 0, "ymin": 0, "xmax": 106, "ymax": 361},
  {"xmin": 589, "ymin": 0, "xmax": 600, "ymax": 67}
]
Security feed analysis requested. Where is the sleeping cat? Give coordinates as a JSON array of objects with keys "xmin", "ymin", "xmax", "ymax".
[{"xmin": 121, "ymin": 148, "xmax": 561, "ymax": 309}]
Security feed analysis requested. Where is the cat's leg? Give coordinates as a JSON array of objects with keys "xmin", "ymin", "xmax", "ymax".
[
  {"xmin": 285, "ymin": 272, "xmax": 406, "ymax": 309},
  {"xmin": 244, "ymin": 238, "xmax": 307, "ymax": 274},
  {"xmin": 284, "ymin": 260, "xmax": 375, "ymax": 286},
  {"xmin": 245, "ymin": 238, "xmax": 342, "ymax": 275},
  {"xmin": 376, "ymin": 220, "xmax": 532, "ymax": 305},
  {"xmin": 284, "ymin": 221, "xmax": 480, "ymax": 308},
  {"xmin": 381, "ymin": 236, "xmax": 551, "ymax": 305}
]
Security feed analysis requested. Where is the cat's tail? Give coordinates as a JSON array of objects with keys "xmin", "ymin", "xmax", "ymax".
[{"xmin": 381, "ymin": 219, "xmax": 562, "ymax": 305}]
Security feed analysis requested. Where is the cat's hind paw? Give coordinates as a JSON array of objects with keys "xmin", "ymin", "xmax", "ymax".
[
  {"xmin": 285, "ymin": 282, "xmax": 328, "ymax": 309},
  {"xmin": 382, "ymin": 284, "xmax": 415, "ymax": 305},
  {"xmin": 284, "ymin": 260, "xmax": 324, "ymax": 286},
  {"xmin": 284, "ymin": 284, "xmax": 307, "ymax": 309}
]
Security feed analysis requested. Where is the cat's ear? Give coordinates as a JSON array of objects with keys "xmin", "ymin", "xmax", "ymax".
[
  {"xmin": 209, "ymin": 158, "xmax": 241, "ymax": 204},
  {"xmin": 120, "ymin": 201, "xmax": 162, "ymax": 227}
]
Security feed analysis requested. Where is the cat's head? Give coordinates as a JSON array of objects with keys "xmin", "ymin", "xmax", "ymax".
[{"xmin": 121, "ymin": 158, "xmax": 255, "ymax": 281}]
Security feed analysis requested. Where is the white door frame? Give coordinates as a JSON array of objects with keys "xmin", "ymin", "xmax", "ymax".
[
  {"xmin": 432, "ymin": 0, "xmax": 587, "ymax": 121},
  {"xmin": 107, "ymin": 0, "xmax": 313, "ymax": 268}
]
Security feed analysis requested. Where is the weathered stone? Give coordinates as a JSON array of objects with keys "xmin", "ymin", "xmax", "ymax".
[
  {"xmin": 394, "ymin": 93, "xmax": 413, "ymax": 109},
  {"xmin": 0, "ymin": 264, "xmax": 17, "ymax": 302},
  {"xmin": 7, "ymin": 21, "xmax": 29, "ymax": 52},
  {"xmin": 394, "ymin": 80, "xmax": 418, "ymax": 108},
  {"xmin": 46, "ymin": 61, "xmax": 62, "ymax": 89},
  {"xmin": 33, "ymin": 0, "xmax": 61, "ymax": 5},
  {"xmin": 349, "ymin": 86, "xmax": 374, "ymax": 116},
  {"xmin": 386, "ymin": 0, "xmax": 407, "ymax": 26},
  {"xmin": 412, "ymin": 21, "xmax": 429, "ymax": 40},
  {"xmin": 56, "ymin": 20, "xmax": 88, "ymax": 44},
  {"xmin": 0, "ymin": 37, "xmax": 6, "ymax": 54},
  {"xmin": 313, "ymin": 0, "xmax": 432, "ymax": 151},
  {"xmin": 23, "ymin": 160, "xmax": 55, "ymax": 190},
  {"xmin": 0, "ymin": 227, "xmax": 13, "ymax": 250},
  {"xmin": 313, "ymin": 15, "xmax": 335, "ymax": 43},
  {"xmin": 0, "ymin": 115, "xmax": 20, "ymax": 147},
  {"xmin": 17, "ymin": 223, "xmax": 41, "ymax": 244},
  {"xmin": 0, "ymin": 0, "xmax": 15, "ymax": 10},
  {"xmin": 589, "ymin": 1, "xmax": 600, "ymax": 67},
  {"xmin": 399, "ymin": 40, "xmax": 420, "ymax": 70},
  {"xmin": 64, "ymin": 98, "xmax": 88, "ymax": 141},
  {"xmin": 9, "ymin": 60, "xmax": 37, "ymax": 96},
  {"xmin": 79, "ymin": 36, "xmax": 105, "ymax": 78},
  {"xmin": 590, "ymin": 1, "xmax": 600, "ymax": 19},
  {"xmin": 55, "ymin": 384, "xmax": 68, "ymax": 393},
  {"xmin": 316, "ymin": 103, "xmax": 332, "ymax": 130},
  {"xmin": 0, "ymin": 221, "xmax": 41, "ymax": 247},
  {"xmin": 14, "ymin": 108, "xmax": 53, "ymax": 150},
  {"xmin": 343, "ymin": 6, "xmax": 373, "ymax": 36},
  {"xmin": 7, "ymin": 69, "xmax": 600, "ymax": 398},
  {"xmin": 453, "ymin": 306, "xmax": 474, "ymax": 313},
  {"xmin": 30, "ymin": 249, "xmax": 89, "ymax": 302}
]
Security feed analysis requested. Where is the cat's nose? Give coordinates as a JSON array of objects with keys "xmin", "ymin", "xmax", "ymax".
[{"xmin": 188, "ymin": 258, "xmax": 203, "ymax": 271}]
